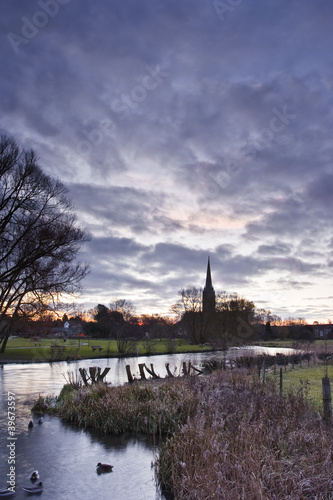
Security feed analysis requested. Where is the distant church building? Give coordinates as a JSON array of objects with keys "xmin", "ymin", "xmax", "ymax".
[
  {"xmin": 179, "ymin": 256, "xmax": 218, "ymax": 343},
  {"xmin": 203, "ymin": 257, "xmax": 216, "ymax": 319},
  {"xmin": 180, "ymin": 257, "xmax": 254, "ymax": 344}
]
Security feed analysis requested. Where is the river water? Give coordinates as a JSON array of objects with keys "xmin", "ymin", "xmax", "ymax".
[{"xmin": 0, "ymin": 346, "xmax": 296, "ymax": 499}]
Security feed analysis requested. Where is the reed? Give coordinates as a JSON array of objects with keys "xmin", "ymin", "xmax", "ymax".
[
  {"xmin": 63, "ymin": 370, "xmax": 83, "ymax": 389},
  {"xmin": 156, "ymin": 370, "xmax": 333, "ymax": 499},
  {"xmin": 56, "ymin": 378, "xmax": 199, "ymax": 436},
  {"xmin": 31, "ymin": 394, "xmax": 50, "ymax": 414}
]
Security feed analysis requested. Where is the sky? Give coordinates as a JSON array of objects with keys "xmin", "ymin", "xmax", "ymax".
[{"xmin": 1, "ymin": 0, "xmax": 333, "ymax": 322}]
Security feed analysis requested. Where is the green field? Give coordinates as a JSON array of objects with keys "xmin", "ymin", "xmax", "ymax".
[
  {"xmin": 256, "ymin": 339, "xmax": 333, "ymax": 348},
  {"xmin": 0, "ymin": 336, "xmax": 212, "ymax": 363},
  {"xmin": 270, "ymin": 363, "xmax": 333, "ymax": 411}
]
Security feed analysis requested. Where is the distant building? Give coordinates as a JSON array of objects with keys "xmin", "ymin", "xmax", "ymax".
[{"xmin": 50, "ymin": 321, "xmax": 85, "ymax": 338}]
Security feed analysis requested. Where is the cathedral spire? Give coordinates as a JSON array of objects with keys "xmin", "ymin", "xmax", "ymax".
[
  {"xmin": 205, "ymin": 256, "xmax": 213, "ymax": 290},
  {"xmin": 203, "ymin": 256, "xmax": 216, "ymax": 317}
]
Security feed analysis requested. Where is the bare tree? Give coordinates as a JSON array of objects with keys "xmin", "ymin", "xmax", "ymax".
[
  {"xmin": 172, "ymin": 287, "xmax": 206, "ymax": 344},
  {"xmin": 172, "ymin": 287, "xmax": 203, "ymax": 317},
  {"xmin": 109, "ymin": 298, "xmax": 136, "ymax": 322},
  {"xmin": 0, "ymin": 136, "xmax": 89, "ymax": 351}
]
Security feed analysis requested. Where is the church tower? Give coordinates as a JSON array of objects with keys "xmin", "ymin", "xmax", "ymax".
[{"xmin": 203, "ymin": 257, "xmax": 216, "ymax": 318}]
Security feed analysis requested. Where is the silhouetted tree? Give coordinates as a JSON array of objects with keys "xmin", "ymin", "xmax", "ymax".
[
  {"xmin": 109, "ymin": 298, "xmax": 136, "ymax": 322},
  {"xmin": 0, "ymin": 136, "xmax": 89, "ymax": 351},
  {"xmin": 172, "ymin": 287, "xmax": 207, "ymax": 344},
  {"xmin": 215, "ymin": 292, "xmax": 255, "ymax": 340},
  {"xmin": 139, "ymin": 314, "xmax": 173, "ymax": 339}
]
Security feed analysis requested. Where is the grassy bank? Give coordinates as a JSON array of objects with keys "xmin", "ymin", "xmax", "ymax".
[
  {"xmin": 255, "ymin": 339, "xmax": 333, "ymax": 349},
  {"xmin": 0, "ymin": 337, "xmax": 212, "ymax": 363},
  {"xmin": 271, "ymin": 363, "xmax": 333, "ymax": 411},
  {"xmin": 37, "ymin": 364, "xmax": 333, "ymax": 500}
]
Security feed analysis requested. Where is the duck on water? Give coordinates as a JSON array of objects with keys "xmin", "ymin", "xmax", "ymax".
[
  {"xmin": 96, "ymin": 463, "xmax": 113, "ymax": 474},
  {"xmin": 30, "ymin": 471, "xmax": 39, "ymax": 482},
  {"xmin": 0, "ymin": 489, "xmax": 15, "ymax": 498}
]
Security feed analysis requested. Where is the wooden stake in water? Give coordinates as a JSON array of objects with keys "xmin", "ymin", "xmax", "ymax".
[
  {"xmin": 126, "ymin": 364, "xmax": 134, "ymax": 383},
  {"xmin": 322, "ymin": 377, "xmax": 332, "ymax": 423}
]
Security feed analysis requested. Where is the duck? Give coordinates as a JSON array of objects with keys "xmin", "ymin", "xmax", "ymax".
[
  {"xmin": 0, "ymin": 488, "xmax": 15, "ymax": 497},
  {"xmin": 28, "ymin": 420, "xmax": 34, "ymax": 428},
  {"xmin": 38, "ymin": 417, "xmax": 43, "ymax": 424},
  {"xmin": 96, "ymin": 462, "xmax": 113, "ymax": 473},
  {"xmin": 30, "ymin": 471, "xmax": 39, "ymax": 482}
]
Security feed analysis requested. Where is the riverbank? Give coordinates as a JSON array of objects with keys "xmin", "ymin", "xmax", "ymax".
[
  {"xmin": 37, "ymin": 365, "xmax": 333, "ymax": 499},
  {"xmin": 0, "ymin": 337, "xmax": 213, "ymax": 364},
  {"xmin": 3, "ymin": 336, "xmax": 328, "ymax": 364}
]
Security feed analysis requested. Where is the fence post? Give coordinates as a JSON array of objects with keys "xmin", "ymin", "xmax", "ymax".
[
  {"xmin": 126, "ymin": 364, "xmax": 134, "ymax": 383},
  {"xmin": 259, "ymin": 361, "xmax": 265, "ymax": 383},
  {"xmin": 138, "ymin": 363, "xmax": 146, "ymax": 380},
  {"xmin": 322, "ymin": 377, "xmax": 332, "ymax": 423},
  {"xmin": 279, "ymin": 367, "xmax": 283, "ymax": 395}
]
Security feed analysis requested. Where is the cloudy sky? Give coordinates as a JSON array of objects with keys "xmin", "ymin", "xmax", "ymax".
[{"xmin": 1, "ymin": 0, "xmax": 333, "ymax": 321}]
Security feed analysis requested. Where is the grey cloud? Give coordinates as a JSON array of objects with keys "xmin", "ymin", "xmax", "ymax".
[
  {"xmin": 305, "ymin": 173, "xmax": 333, "ymax": 209},
  {"xmin": 1, "ymin": 0, "xmax": 333, "ymax": 318},
  {"xmin": 69, "ymin": 183, "xmax": 184, "ymax": 236},
  {"xmin": 257, "ymin": 243, "xmax": 292, "ymax": 255},
  {"xmin": 277, "ymin": 278, "xmax": 313, "ymax": 290},
  {"xmin": 85, "ymin": 236, "xmax": 149, "ymax": 258}
]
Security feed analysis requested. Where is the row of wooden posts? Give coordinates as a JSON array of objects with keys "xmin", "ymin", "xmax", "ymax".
[{"xmin": 125, "ymin": 361, "xmax": 204, "ymax": 383}]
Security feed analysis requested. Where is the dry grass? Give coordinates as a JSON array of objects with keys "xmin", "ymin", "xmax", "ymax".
[
  {"xmin": 57, "ymin": 378, "xmax": 199, "ymax": 436},
  {"xmin": 156, "ymin": 370, "xmax": 333, "ymax": 500}
]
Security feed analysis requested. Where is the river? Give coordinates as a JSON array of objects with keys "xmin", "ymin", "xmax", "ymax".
[{"xmin": 0, "ymin": 346, "xmax": 296, "ymax": 499}]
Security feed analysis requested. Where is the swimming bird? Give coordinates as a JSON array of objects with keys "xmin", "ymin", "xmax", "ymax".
[
  {"xmin": 38, "ymin": 417, "xmax": 43, "ymax": 424},
  {"xmin": 30, "ymin": 471, "xmax": 39, "ymax": 482},
  {"xmin": 28, "ymin": 420, "xmax": 34, "ymax": 428},
  {"xmin": 96, "ymin": 463, "xmax": 113, "ymax": 473},
  {"xmin": 0, "ymin": 488, "xmax": 15, "ymax": 497}
]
